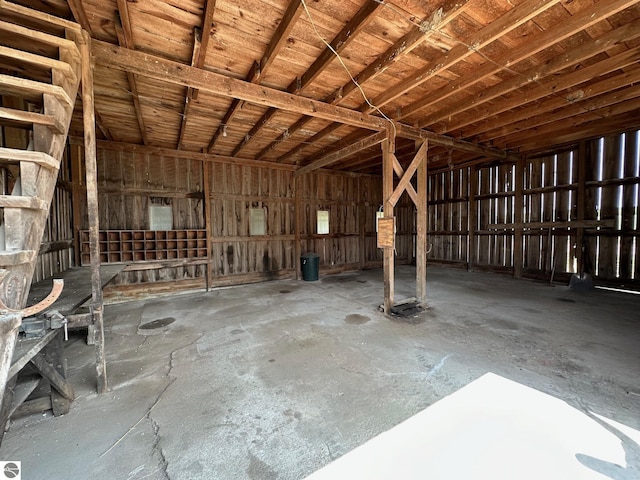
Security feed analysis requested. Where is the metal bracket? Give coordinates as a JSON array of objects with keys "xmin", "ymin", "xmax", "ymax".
[{"xmin": 0, "ymin": 278, "xmax": 64, "ymax": 317}]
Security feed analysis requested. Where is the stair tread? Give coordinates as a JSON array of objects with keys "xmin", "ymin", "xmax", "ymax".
[
  {"xmin": 0, "ymin": 106, "xmax": 64, "ymax": 133},
  {"xmin": 0, "ymin": 147, "xmax": 58, "ymax": 169},
  {"xmin": 0, "ymin": 45, "xmax": 76, "ymax": 81},
  {"xmin": 0, "ymin": 1, "xmax": 81, "ymax": 34},
  {"xmin": 0, "ymin": 20, "xmax": 79, "ymax": 59},
  {"xmin": 0, "ymin": 195, "xmax": 48, "ymax": 210},
  {"xmin": 0, "ymin": 250, "xmax": 37, "ymax": 266},
  {"xmin": 0, "ymin": 74, "xmax": 74, "ymax": 108}
]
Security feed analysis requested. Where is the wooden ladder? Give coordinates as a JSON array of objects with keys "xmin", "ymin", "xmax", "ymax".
[{"xmin": 0, "ymin": 0, "xmax": 82, "ymax": 430}]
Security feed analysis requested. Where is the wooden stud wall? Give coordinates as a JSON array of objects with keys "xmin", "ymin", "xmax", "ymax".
[
  {"xmin": 80, "ymin": 145, "xmax": 388, "ymax": 295},
  {"xmin": 296, "ymin": 172, "xmax": 385, "ymax": 273},
  {"xmin": 427, "ymin": 168, "xmax": 469, "ymax": 266},
  {"xmin": 427, "ymin": 129, "xmax": 640, "ymax": 286},
  {"xmin": 76, "ymin": 148, "xmax": 206, "ymax": 287}
]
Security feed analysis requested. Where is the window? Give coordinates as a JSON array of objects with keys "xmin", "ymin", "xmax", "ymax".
[
  {"xmin": 249, "ymin": 208, "xmax": 266, "ymax": 236},
  {"xmin": 149, "ymin": 204, "xmax": 173, "ymax": 230},
  {"xmin": 317, "ymin": 210, "xmax": 329, "ymax": 234}
]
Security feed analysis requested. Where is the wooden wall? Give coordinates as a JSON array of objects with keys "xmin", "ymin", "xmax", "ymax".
[
  {"xmin": 427, "ymin": 129, "xmax": 640, "ymax": 286},
  {"xmin": 74, "ymin": 144, "xmax": 389, "ymax": 298}
]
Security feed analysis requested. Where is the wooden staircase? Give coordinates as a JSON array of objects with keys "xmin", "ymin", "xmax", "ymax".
[{"xmin": 0, "ymin": 0, "xmax": 82, "ymax": 430}]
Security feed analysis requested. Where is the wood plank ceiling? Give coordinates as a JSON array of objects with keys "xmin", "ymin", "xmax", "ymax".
[{"xmin": 9, "ymin": 0, "xmax": 640, "ymax": 174}]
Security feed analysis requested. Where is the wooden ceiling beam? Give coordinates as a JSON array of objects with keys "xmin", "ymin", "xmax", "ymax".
[
  {"xmin": 114, "ymin": 1, "xmax": 148, "ymax": 146},
  {"xmin": 258, "ymin": 0, "xmax": 470, "ymax": 161},
  {"xmin": 517, "ymin": 108, "xmax": 640, "ymax": 153},
  {"xmin": 191, "ymin": 0, "xmax": 216, "ymax": 100},
  {"xmin": 176, "ymin": 27, "xmax": 203, "ymax": 150},
  {"xmin": 452, "ymin": 46, "xmax": 640, "ymax": 140},
  {"xmin": 294, "ymin": 131, "xmax": 386, "ymax": 177},
  {"xmin": 363, "ymin": 0, "xmax": 563, "ymax": 113},
  {"xmin": 207, "ymin": 0, "xmax": 303, "ymax": 153},
  {"xmin": 396, "ymin": 123, "xmax": 520, "ymax": 161},
  {"xmin": 499, "ymin": 85, "xmax": 640, "ymax": 148},
  {"xmin": 92, "ymin": 40, "xmax": 389, "ymax": 130},
  {"xmin": 66, "ymin": 0, "xmax": 92, "ymax": 36},
  {"xmin": 231, "ymin": 1, "xmax": 382, "ymax": 157},
  {"xmin": 278, "ymin": 122, "xmax": 342, "ymax": 164},
  {"xmin": 411, "ymin": 1, "xmax": 640, "ymax": 126},
  {"xmin": 177, "ymin": 0, "xmax": 217, "ymax": 149}
]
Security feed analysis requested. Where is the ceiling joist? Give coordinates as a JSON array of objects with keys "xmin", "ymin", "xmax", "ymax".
[{"xmin": 229, "ymin": 0, "xmax": 382, "ymax": 157}]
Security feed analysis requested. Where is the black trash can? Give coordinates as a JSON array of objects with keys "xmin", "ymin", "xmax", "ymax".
[{"xmin": 301, "ymin": 253, "xmax": 320, "ymax": 281}]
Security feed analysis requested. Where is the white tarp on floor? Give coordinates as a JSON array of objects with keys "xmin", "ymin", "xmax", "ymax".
[{"xmin": 305, "ymin": 372, "xmax": 638, "ymax": 480}]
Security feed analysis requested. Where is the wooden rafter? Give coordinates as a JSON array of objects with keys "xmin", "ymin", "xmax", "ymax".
[
  {"xmin": 176, "ymin": 27, "xmax": 203, "ymax": 149},
  {"xmin": 114, "ymin": 0, "xmax": 148, "ymax": 145},
  {"xmin": 293, "ymin": 131, "xmax": 386, "ymax": 177},
  {"xmin": 442, "ymin": 44, "xmax": 640, "ymax": 138},
  {"xmin": 259, "ymin": 0, "xmax": 471, "ymax": 161},
  {"xmin": 407, "ymin": 0, "xmax": 640, "ymax": 124},
  {"xmin": 177, "ymin": 0, "xmax": 217, "ymax": 149},
  {"xmin": 363, "ymin": 0, "xmax": 563, "ymax": 114},
  {"xmin": 92, "ymin": 41, "xmax": 389, "ymax": 130},
  {"xmin": 66, "ymin": 0, "xmax": 93, "ymax": 36},
  {"xmin": 230, "ymin": 0, "xmax": 382, "ymax": 157},
  {"xmin": 206, "ymin": 0, "xmax": 304, "ymax": 153}
]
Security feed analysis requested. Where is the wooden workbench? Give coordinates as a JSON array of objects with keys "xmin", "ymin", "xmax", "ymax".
[{"xmin": 0, "ymin": 265, "xmax": 123, "ymax": 443}]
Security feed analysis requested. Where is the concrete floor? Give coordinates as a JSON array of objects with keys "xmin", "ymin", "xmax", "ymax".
[{"xmin": 2, "ymin": 265, "xmax": 639, "ymax": 479}]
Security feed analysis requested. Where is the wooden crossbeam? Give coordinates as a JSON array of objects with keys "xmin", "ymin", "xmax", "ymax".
[
  {"xmin": 391, "ymin": 154, "xmax": 418, "ymax": 205},
  {"xmin": 259, "ymin": 0, "xmax": 470, "ymax": 160},
  {"xmin": 389, "ymin": 140, "xmax": 427, "ymax": 207},
  {"xmin": 30, "ymin": 352, "xmax": 74, "ymax": 400},
  {"xmin": 294, "ymin": 131, "xmax": 386, "ymax": 177},
  {"xmin": 93, "ymin": 41, "xmax": 389, "ymax": 131},
  {"xmin": 396, "ymin": 123, "xmax": 519, "ymax": 162},
  {"xmin": 487, "ymin": 220, "xmax": 615, "ymax": 229}
]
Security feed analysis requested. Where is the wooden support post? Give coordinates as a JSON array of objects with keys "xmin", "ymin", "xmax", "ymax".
[
  {"xmin": 294, "ymin": 175, "xmax": 301, "ymax": 280},
  {"xmin": 576, "ymin": 140, "xmax": 586, "ymax": 275},
  {"xmin": 359, "ymin": 177, "xmax": 366, "ymax": 270},
  {"xmin": 513, "ymin": 157, "xmax": 524, "ymax": 278},
  {"xmin": 382, "ymin": 135, "xmax": 395, "ymax": 313},
  {"xmin": 468, "ymin": 166, "xmax": 478, "ymax": 271},
  {"xmin": 202, "ymin": 159, "xmax": 212, "ymax": 291},
  {"xmin": 80, "ymin": 31, "xmax": 107, "ymax": 394},
  {"xmin": 70, "ymin": 145, "xmax": 83, "ymax": 267},
  {"xmin": 0, "ymin": 313, "xmax": 21, "ymax": 435},
  {"xmin": 416, "ymin": 140, "xmax": 428, "ymax": 303}
]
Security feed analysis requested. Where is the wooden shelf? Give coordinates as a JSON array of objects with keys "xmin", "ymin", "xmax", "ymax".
[{"xmin": 79, "ymin": 230, "xmax": 207, "ymax": 265}]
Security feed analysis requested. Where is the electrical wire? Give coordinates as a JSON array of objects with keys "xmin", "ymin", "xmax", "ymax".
[{"xmin": 299, "ymin": 0, "xmax": 396, "ymax": 138}]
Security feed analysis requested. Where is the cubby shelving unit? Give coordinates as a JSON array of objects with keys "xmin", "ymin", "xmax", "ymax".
[{"xmin": 79, "ymin": 230, "xmax": 208, "ymax": 265}]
